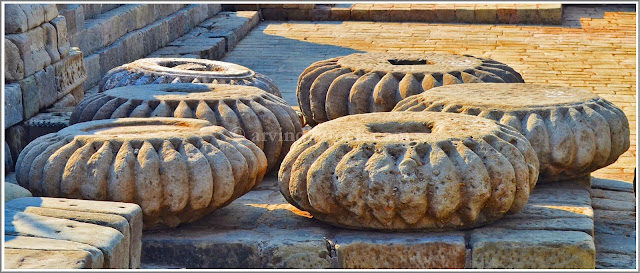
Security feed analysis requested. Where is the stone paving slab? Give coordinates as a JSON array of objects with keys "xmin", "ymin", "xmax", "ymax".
[{"xmin": 141, "ymin": 172, "xmax": 597, "ymax": 269}]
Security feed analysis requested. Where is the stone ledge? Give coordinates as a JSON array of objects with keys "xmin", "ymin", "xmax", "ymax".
[
  {"xmin": 5, "ymin": 197, "xmax": 143, "ymax": 269},
  {"xmin": 141, "ymin": 173, "xmax": 596, "ymax": 269},
  {"xmin": 148, "ymin": 11, "xmax": 259, "ymax": 60},
  {"xmin": 255, "ymin": 4, "xmax": 562, "ymax": 25}
]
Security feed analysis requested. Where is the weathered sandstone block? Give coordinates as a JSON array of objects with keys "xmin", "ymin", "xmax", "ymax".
[
  {"xmin": 393, "ymin": 83, "xmax": 630, "ymax": 182},
  {"xmin": 98, "ymin": 58, "xmax": 281, "ymax": 97},
  {"xmin": 70, "ymin": 84, "xmax": 302, "ymax": 171},
  {"xmin": 14, "ymin": 118, "xmax": 267, "ymax": 228},
  {"xmin": 54, "ymin": 48, "xmax": 87, "ymax": 100},
  {"xmin": 297, "ymin": 52, "xmax": 524, "ymax": 126},
  {"xmin": 279, "ymin": 112, "xmax": 539, "ymax": 230}
]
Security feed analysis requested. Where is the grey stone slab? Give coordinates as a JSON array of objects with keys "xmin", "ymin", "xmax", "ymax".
[
  {"xmin": 592, "ymin": 197, "xmax": 636, "ymax": 211},
  {"xmin": 263, "ymin": 229, "xmax": 332, "ymax": 268},
  {"xmin": 334, "ymin": 231, "xmax": 466, "ymax": 269},
  {"xmin": 42, "ymin": 23, "xmax": 61, "ymax": 63},
  {"xmin": 18, "ymin": 75, "xmax": 39, "ymax": 119},
  {"xmin": 51, "ymin": 16, "xmax": 70, "ymax": 58},
  {"xmin": 4, "ymin": 248, "xmax": 95, "ymax": 269},
  {"xmin": 503, "ymin": 202, "xmax": 594, "ymax": 220},
  {"xmin": 596, "ymin": 252, "xmax": 636, "ymax": 269},
  {"xmin": 528, "ymin": 187, "xmax": 592, "ymax": 206},
  {"xmin": 19, "ymin": 4, "xmax": 45, "ymax": 30},
  {"xmin": 591, "ymin": 188, "xmax": 636, "ymax": 202},
  {"xmin": 6, "ymin": 197, "xmax": 143, "ymax": 269},
  {"xmin": 82, "ymin": 52, "xmax": 100, "ymax": 90},
  {"xmin": 4, "ymin": 235, "xmax": 104, "ymax": 268},
  {"xmin": 4, "ymin": 4, "xmax": 28, "ymax": 34},
  {"xmin": 42, "ymin": 4, "xmax": 59, "ymax": 22},
  {"xmin": 141, "ymin": 229, "xmax": 263, "ymax": 268},
  {"xmin": 469, "ymin": 228, "xmax": 595, "ymax": 269},
  {"xmin": 4, "ymin": 210, "xmax": 128, "ymax": 268},
  {"xmin": 6, "ymin": 32, "xmax": 35, "ymax": 78},
  {"xmin": 594, "ymin": 233, "xmax": 636, "ymax": 255},
  {"xmin": 487, "ymin": 217, "xmax": 594, "ymax": 236},
  {"xmin": 34, "ymin": 65, "xmax": 57, "ymax": 109},
  {"xmin": 592, "ymin": 177, "xmax": 634, "ymax": 192},
  {"xmin": 5, "ymin": 38, "xmax": 25, "ymax": 82},
  {"xmin": 4, "ymin": 83, "xmax": 24, "ymax": 128},
  {"xmin": 16, "ymin": 206, "xmax": 131, "ymax": 261}
]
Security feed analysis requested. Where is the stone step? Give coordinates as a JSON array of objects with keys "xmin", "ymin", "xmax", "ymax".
[
  {"xmin": 147, "ymin": 11, "xmax": 259, "ymax": 60},
  {"xmin": 77, "ymin": 4, "xmax": 188, "ymax": 57},
  {"xmin": 80, "ymin": 4, "xmax": 123, "ymax": 20},
  {"xmin": 255, "ymin": 3, "xmax": 563, "ymax": 25},
  {"xmin": 141, "ymin": 173, "xmax": 596, "ymax": 269},
  {"xmin": 81, "ymin": 4, "xmax": 222, "ymax": 91},
  {"xmin": 4, "ymin": 197, "xmax": 143, "ymax": 269}
]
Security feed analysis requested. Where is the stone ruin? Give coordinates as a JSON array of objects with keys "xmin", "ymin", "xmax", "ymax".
[{"xmin": 2, "ymin": 3, "xmax": 635, "ymax": 270}]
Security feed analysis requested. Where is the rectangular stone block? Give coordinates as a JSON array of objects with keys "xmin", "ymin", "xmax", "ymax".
[
  {"xmin": 82, "ymin": 52, "xmax": 100, "ymax": 91},
  {"xmin": 5, "ymin": 38, "xmax": 25, "ymax": 82},
  {"xmin": 18, "ymin": 75, "xmax": 39, "ymax": 119},
  {"xmin": 51, "ymin": 16, "xmax": 71, "ymax": 58},
  {"xmin": 4, "ymin": 84, "xmax": 24, "ymax": 128},
  {"xmin": 329, "ymin": 8, "xmax": 351, "ymax": 21},
  {"xmin": 470, "ymin": 228, "xmax": 595, "ymax": 268},
  {"xmin": 516, "ymin": 5, "xmax": 539, "ymax": 24},
  {"xmin": 53, "ymin": 48, "xmax": 87, "ymax": 100},
  {"xmin": 5, "ymin": 248, "xmax": 95, "ymax": 269},
  {"xmin": 5, "ymin": 235, "xmax": 104, "ymax": 268},
  {"xmin": 538, "ymin": 4, "xmax": 562, "ymax": 25},
  {"xmin": 487, "ymin": 217, "xmax": 594, "ymax": 236},
  {"xmin": 310, "ymin": 7, "xmax": 331, "ymax": 21},
  {"xmin": 5, "ymin": 209, "xmax": 128, "ymax": 268},
  {"xmin": 263, "ymin": 230, "xmax": 331, "ymax": 268},
  {"xmin": 261, "ymin": 8, "xmax": 286, "ymax": 20},
  {"xmin": 434, "ymin": 6, "xmax": 456, "ymax": 22},
  {"xmin": 57, "ymin": 4, "xmax": 84, "ymax": 37},
  {"xmin": 4, "ymin": 4, "xmax": 28, "ymax": 34},
  {"xmin": 42, "ymin": 23, "xmax": 61, "ymax": 63},
  {"xmin": 34, "ymin": 65, "xmax": 57, "ymax": 109},
  {"xmin": 350, "ymin": 8, "xmax": 370, "ymax": 21},
  {"xmin": 456, "ymin": 6, "xmax": 476, "ymax": 23},
  {"xmin": 142, "ymin": 229, "xmax": 263, "ymax": 268},
  {"xmin": 369, "ymin": 8, "xmax": 390, "ymax": 21},
  {"xmin": 475, "ymin": 5, "xmax": 497, "ymax": 24},
  {"xmin": 496, "ymin": 5, "xmax": 517, "ymax": 24},
  {"xmin": 334, "ymin": 231, "xmax": 466, "ymax": 269},
  {"xmin": 6, "ymin": 197, "xmax": 143, "ymax": 269},
  {"xmin": 19, "ymin": 4, "xmax": 45, "ymax": 30},
  {"xmin": 199, "ymin": 11, "xmax": 259, "ymax": 52}
]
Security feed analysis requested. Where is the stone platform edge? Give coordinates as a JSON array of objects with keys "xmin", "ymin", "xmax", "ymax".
[{"xmin": 226, "ymin": 3, "xmax": 563, "ymax": 25}]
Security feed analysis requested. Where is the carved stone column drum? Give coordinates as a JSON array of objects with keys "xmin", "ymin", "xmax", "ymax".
[
  {"xmin": 296, "ymin": 52, "xmax": 524, "ymax": 126},
  {"xmin": 393, "ymin": 83, "xmax": 630, "ymax": 182},
  {"xmin": 279, "ymin": 112, "xmax": 539, "ymax": 230},
  {"xmin": 99, "ymin": 58, "xmax": 281, "ymax": 97},
  {"xmin": 15, "ymin": 118, "xmax": 268, "ymax": 228},
  {"xmin": 71, "ymin": 84, "xmax": 302, "ymax": 171}
]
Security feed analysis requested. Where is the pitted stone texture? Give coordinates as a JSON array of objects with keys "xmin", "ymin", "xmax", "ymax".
[
  {"xmin": 470, "ymin": 228, "xmax": 595, "ymax": 269},
  {"xmin": 334, "ymin": 231, "xmax": 466, "ymax": 268},
  {"xmin": 71, "ymin": 84, "xmax": 299, "ymax": 166},
  {"xmin": 4, "ymin": 235, "xmax": 104, "ymax": 269},
  {"xmin": 14, "ymin": 118, "xmax": 267, "ymax": 228},
  {"xmin": 70, "ymin": 84, "xmax": 302, "ymax": 171},
  {"xmin": 6, "ymin": 197, "xmax": 143, "ymax": 269},
  {"xmin": 393, "ymin": 83, "xmax": 630, "ymax": 182},
  {"xmin": 5, "ymin": 38, "xmax": 25, "ymax": 81},
  {"xmin": 4, "ymin": 83, "xmax": 23, "ymax": 128},
  {"xmin": 296, "ymin": 52, "xmax": 524, "ymax": 126},
  {"xmin": 5, "ymin": 209, "xmax": 128, "ymax": 268},
  {"xmin": 279, "ymin": 112, "xmax": 539, "ymax": 230},
  {"xmin": 98, "ymin": 58, "xmax": 281, "ymax": 97}
]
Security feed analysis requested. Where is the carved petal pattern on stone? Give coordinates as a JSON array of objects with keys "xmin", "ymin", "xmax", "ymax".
[
  {"xmin": 15, "ymin": 118, "xmax": 268, "ymax": 228},
  {"xmin": 99, "ymin": 58, "xmax": 281, "ymax": 97},
  {"xmin": 70, "ymin": 84, "xmax": 302, "ymax": 172},
  {"xmin": 278, "ymin": 112, "xmax": 539, "ymax": 230},
  {"xmin": 296, "ymin": 53, "xmax": 524, "ymax": 126},
  {"xmin": 392, "ymin": 83, "xmax": 630, "ymax": 182}
]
